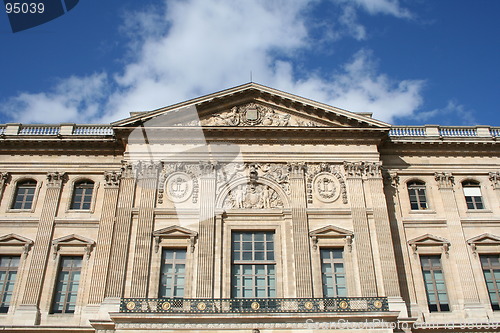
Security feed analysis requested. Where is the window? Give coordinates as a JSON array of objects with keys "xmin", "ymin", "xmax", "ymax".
[
  {"xmin": 159, "ymin": 249, "xmax": 186, "ymax": 298},
  {"xmin": 320, "ymin": 248, "xmax": 346, "ymax": 297},
  {"xmin": 231, "ymin": 231, "xmax": 276, "ymax": 298},
  {"xmin": 463, "ymin": 181, "xmax": 484, "ymax": 210},
  {"xmin": 70, "ymin": 181, "xmax": 94, "ymax": 210},
  {"xmin": 408, "ymin": 181, "xmax": 428, "ymax": 210},
  {"xmin": 0, "ymin": 256, "xmax": 20, "ymax": 313},
  {"xmin": 420, "ymin": 256, "xmax": 449, "ymax": 312},
  {"xmin": 52, "ymin": 256, "xmax": 82, "ymax": 314},
  {"xmin": 12, "ymin": 180, "xmax": 36, "ymax": 209},
  {"xmin": 480, "ymin": 255, "xmax": 500, "ymax": 310}
]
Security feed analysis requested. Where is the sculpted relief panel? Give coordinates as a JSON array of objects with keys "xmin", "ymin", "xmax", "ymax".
[
  {"xmin": 222, "ymin": 183, "xmax": 284, "ymax": 209},
  {"xmin": 173, "ymin": 102, "xmax": 329, "ymax": 127}
]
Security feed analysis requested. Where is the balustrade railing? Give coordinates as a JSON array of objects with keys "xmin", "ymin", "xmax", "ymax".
[
  {"xmin": 389, "ymin": 127, "xmax": 426, "ymax": 136},
  {"xmin": 120, "ymin": 297, "xmax": 389, "ymax": 314},
  {"xmin": 18, "ymin": 126, "xmax": 60, "ymax": 135},
  {"xmin": 72, "ymin": 126, "xmax": 114, "ymax": 135},
  {"xmin": 439, "ymin": 127, "xmax": 477, "ymax": 137}
]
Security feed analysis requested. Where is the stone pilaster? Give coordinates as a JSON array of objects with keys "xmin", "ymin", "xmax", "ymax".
[
  {"xmin": 195, "ymin": 162, "xmax": 217, "ymax": 298},
  {"xmin": 489, "ymin": 172, "xmax": 500, "ymax": 205},
  {"xmin": 365, "ymin": 163, "xmax": 400, "ymax": 297},
  {"xmin": 105, "ymin": 162, "xmax": 137, "ymax": 298},
  {"xmin": 344, "ymin": 162, "xmax": 377, "ymax": 296},
  {"xmin": 21, "ymin": 172, "xmax": 65, "ymax": 306},
  {"xmin": 0, "ymin": 172, "xmax": 9, "ymax": 202},
  {"xmin": 87, "ymin": 171, "xmax": 121, "ymax": 304},
  {"xmin": 130, "ymin": 162, "xmax": 160, "ymax": 297},
  {"xmin": 435, "ymin": 172, "xmax": 480, "ymax": 305},
  {"xmin": 288, "ymin": 162, "xmax": 313, "ymax": 297}
]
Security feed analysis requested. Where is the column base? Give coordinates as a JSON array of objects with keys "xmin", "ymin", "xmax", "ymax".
[{"xmin": 12, "ymin": 304, "xmax": 40, "ymax": 326}]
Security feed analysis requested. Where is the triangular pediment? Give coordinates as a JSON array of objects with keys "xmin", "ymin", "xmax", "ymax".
[
  {"xmin": 153, "ymin": 225, "xmax": 198, "ymax": 238},
  {"xmin": 408, "ymin": 234, "xmax": 450, "ymax": 246},
  {"xmin": 309, "ymin": 225, "xmax": 353, "ymax": 238},
  {"xmin": 52, "ymin": 234, "xmax": 95, "ymax": 247},
  {"xmin": 0, "ymin": 233, "xmax": 33, "ymax": 246},
  {"xmin": 112, "ymin": 83, "xmax": 390, "ymax": 129},
  {"xmin": 468, "ymin": 233, "xmax": 500, "ymax": 245}
]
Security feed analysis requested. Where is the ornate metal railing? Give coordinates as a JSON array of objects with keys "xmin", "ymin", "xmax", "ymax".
[{"xmin": 120, "ymin": 297, "xmax": 389, "ymax": 314}]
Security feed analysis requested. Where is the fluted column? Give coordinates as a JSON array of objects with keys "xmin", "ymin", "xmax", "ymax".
[
  {"xmin": 88, "ymin": 171, "xmax": 121, "ymax": 304},
  {"xmin": 22, "ymin": 172, "xmax": 65, "ymax": 306},
  {"xmin": 366, "ymin": 163, "xmax": 400, "ymax": 297},
  {"xmin": 130, "ymin": 162, "xmax": 160, "ymax": 297},
  {"xmin": 195, "ymin": 162, "xmax": 217, "ymax": 298},
  {"xmin": 105, "ymin": 162, "xmax": 137, "ymax": 298},
  {"xmin": 344, "ymin": 162, "xmax": 377, "ymax": 296},
  {"xmin": 435, "ymin": 172, "xmax": 480, "ymax": 304},
  {"xmin": 0, "ymin": 172, "xmax": 9, "ymax": 202},
  {"xmin": 289, "ymin": 162, "xmax": 313, "ymax": 297}
]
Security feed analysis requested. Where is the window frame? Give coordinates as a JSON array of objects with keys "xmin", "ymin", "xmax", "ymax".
[
  {"xmin": 479, "ymin": 254, "xmax": 500, "ymax": 311},
  {"xmin": 407, "ymin": 180, "xmax": 428, "ymax": 211},
  {"xmin": 8, "ymin": 178, "xmax": 41, "ymax": 212},
  {"xmin": 462, "ymin": 180, "xmax": 485, "ymax": 210},
  {"xmin": 50, "ymin": 256, "xmax": 83, "ymax": 314},
  {"xmin": 420, "ymin": 255, "xmax": 450, "ymax": 313},
  {"xmin": 159, "ymin": 248, "xmax": 187, "ymax": 298},
  {"xmin": 231, "ymin": 231, "xmax": 276, "ymax": 299},
  {"xmin": 66, "ymin": 178, "xmax": 98, "ymax": 213},
  {"xmin": 0, "ymin": 255, "xmax": 21, "ymax": 313},
  {"xmin": 319, "ymin": 248, "xmax": 347, "ymax": 298}
]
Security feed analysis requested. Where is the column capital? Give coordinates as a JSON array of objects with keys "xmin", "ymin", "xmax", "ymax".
[
  {"xmin": 288, "ymin": 162, "xmax": 306, "ymax": 176},
  {"xmin": 138, "ymin": 161, "xmax": 162, "ymax": 179},
  {"xmin": 199, "ymin": 161, "xmax": 218, "ymax": 176},
  {"xmin": 0, "ymin": 172, "xmax": 9, "ymax": 182},
  {"xmin": 104, "ymin": 171, "xmax": 121, "ymax": 188},
  {"xmin": 489, "ymin": 172, "xmax": 500, "ymax": 190},
  {"xmin": 46, "ymin": 172, "xmax": 65, "ymax": 188},
  {"xmin": 435, "ymin": 172, "xmax": 454, "ymax": 189},
  {"xmin": 343, "ymin": 161, "xmax": 382, "ymax": 178},
  {"xmin": 383, "ymin": 170, "xmax": 399, "ymax": 188}
]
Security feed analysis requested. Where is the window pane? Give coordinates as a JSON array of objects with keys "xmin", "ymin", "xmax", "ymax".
[
  {"xmin": 0, "ymin": 256, "xmax": 20, "ymax": 313},
  {"xmin": 52, "ymin": 256, "xmax": 82, "ymax": 314},
  {"xmin": 321, "ymin": 249, "xmax": 346, "ymax": 298},
  {"xmin": 420, "ymin": 256, "xmax": 449, "ymax": 312}
]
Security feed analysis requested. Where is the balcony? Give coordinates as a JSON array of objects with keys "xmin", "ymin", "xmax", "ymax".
[{"xmin": 120, "ymin": 297, "xmax": 389, "ymax": 314}]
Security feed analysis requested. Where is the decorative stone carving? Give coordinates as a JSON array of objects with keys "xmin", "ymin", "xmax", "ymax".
[
  {"xmin": 384, "ymin": 170, "xmax": 399, "ymax": 188},
  {"xmin": 165, "ymin": 172, "xmax": 193, "ymax": 203},
  {"xmin": 467, "ymin": 233, "xmax": 500, "ymax": 257},
  {"xmin": 52, "ymin": 234, "xmax": 95, "ymax": 260},
  {"xmin": 200, "ymin": 102, "xmax": 327, "ymax": 127},
  {"xmin": 434, "ymin": 172, "xmax": 454, "ymax": 189},
  {"xmin": 306, "ymin": 163, "xmax": 347, "ymax": 204},
  {"xmin": 309, "ymin": 225, "xmax": 354, "ymax": 252},
  {"xmin": 46, "ymin": 171, "xmax": 65, "ymax": 187},
  {"xmin": 158, "ymin": 163, "xmax": 199, "ymax": 204},
  {"xmin": 223, "ymin": 183, "xmax": 283, "ymax": 209},
  {"xmin": 104, "ymin": 171, "xmax": 121, "ymax": 187},
  {"xmin": 153, "ymin": 225, "xmax": 198, "ymax": 253},
  {"xmin": 121, "ymin": 161, "xmax": 138, "ymax": 179},
  {"xmin": 343, "ymin": 161, "xmax": 382, "ymax": 178},
  {"xmin": 199, "ymin": 161, "xmax": 218, "ymax": 176},
  {"xmin": 137, "ymin": 161, "xmax": 162, "ymax": 178},
  {"xmin": 313, "ymin": 173, "xmax": 341, "ymax": 203},
  {"xmin": 0, "ymin": 233, "xmax": 33, "ymax": 257},
  {"xmin": 489, "ymin": 172, "xmax": 500, "ymax": 189},
  {"xmin": 408, "ymin": 234, "xmax": 450, "ymax": 258}
]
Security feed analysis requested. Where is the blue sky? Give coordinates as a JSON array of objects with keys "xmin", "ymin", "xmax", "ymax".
[{"xmin": 0, "ymin": 0, "xmax": 499, "ymax": 126}]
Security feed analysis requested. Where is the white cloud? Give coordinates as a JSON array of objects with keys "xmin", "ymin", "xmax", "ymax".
[
  {"xmin": 0, "ymin": 0, "xmax": 422, "ymax": 125},
  {"xmin": 410, "ymin": 100, "xmax": 476, "ymax": 125}
]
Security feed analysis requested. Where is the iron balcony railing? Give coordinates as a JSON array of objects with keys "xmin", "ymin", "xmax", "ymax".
[{"xmin": 120, "ymin": 297, "xmax": 389, "ymax": 314}]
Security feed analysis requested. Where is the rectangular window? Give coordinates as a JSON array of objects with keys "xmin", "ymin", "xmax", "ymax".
[
  {"xmin": 320, "ymin": 248, "xmax": 347, "ymax": 297},
  {"xmin": 12, "ymin": 181, "xmax": 36, "ymax": 209},
  {"xmin": 480, "ymin": 255, "xmax": 500, "ymax": 310},
  {"xmin": 421, "ymin": 256, "xmax": 449, "ymax": 312},
  {"xmin": 159, "ymin": 249, "xmax": 186, "ymax": 298},
  {"xmin": 0, "ymin": 256, "xmax": 20, "ymax": 313},
  {"xmin": 231, "ymin": 231, "xmax": 276, "ymax": 298},
  {"xmin": 52, "ymin": 256, "xmax": 82, "ymax": 314},
  {"xmin": 463, "ymin": 185, "xmax": 484, "ymax": 209}
]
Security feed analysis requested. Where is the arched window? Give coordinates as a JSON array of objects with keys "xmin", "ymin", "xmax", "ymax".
[
  {"xmin": 463, "ymin": 181, "xmax": 484, "ymax": 210},
  {"xmin": 408, "ymin": 181, "xmax": 428, "ymax": 210},
  {"xmin": 70, "ymin": 180, "xmax": 94, "ymax": 210},
  {"xmin": 12, "ymin": 180, "xmax": 37, "ymax": 209}
]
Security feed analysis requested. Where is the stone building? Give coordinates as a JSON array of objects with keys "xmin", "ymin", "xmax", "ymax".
[{"xmin": 0, "ymin": 83, "xmax": 499, "ymax": 332}]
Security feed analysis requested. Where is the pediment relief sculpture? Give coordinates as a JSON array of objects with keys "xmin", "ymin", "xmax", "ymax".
[
  {"xmin": 223, "ymin": 183, "xmax": 284, "ymax": 209},
  {"xmin": 172, "ymin": 102, "xmax": 330, "ymax": 127}
]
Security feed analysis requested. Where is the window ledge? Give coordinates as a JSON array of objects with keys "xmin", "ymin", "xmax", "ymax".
[
  {"xmin": 408, "ymin": 209, "xmax": 436, "ymax": 215},
  {"xmin": 6, "ymin": 209, "xmax": 35, "ymax": 213},
  {"xmin": 466, "ymin": 209, "xmax": 493, "ymax": 214}
]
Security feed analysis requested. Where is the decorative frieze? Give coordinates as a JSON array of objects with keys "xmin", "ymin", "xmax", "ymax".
[{"xmin": 434, "ymin": 172, "xmax": 454, "ymax": 189}]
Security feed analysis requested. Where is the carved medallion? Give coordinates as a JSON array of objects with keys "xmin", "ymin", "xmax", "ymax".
[
  {"xmin": 165, "ymin": 172, "xmax": 193, "ymax": 203},
  {"xmin": 313, "ymin": 173, "xmax": 341, "ymax": 203}
]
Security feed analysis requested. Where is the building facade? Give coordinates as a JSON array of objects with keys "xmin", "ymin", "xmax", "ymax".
[{"xmin": 0, "ymin": 83, "xmax": 499, "ymax": 332}]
